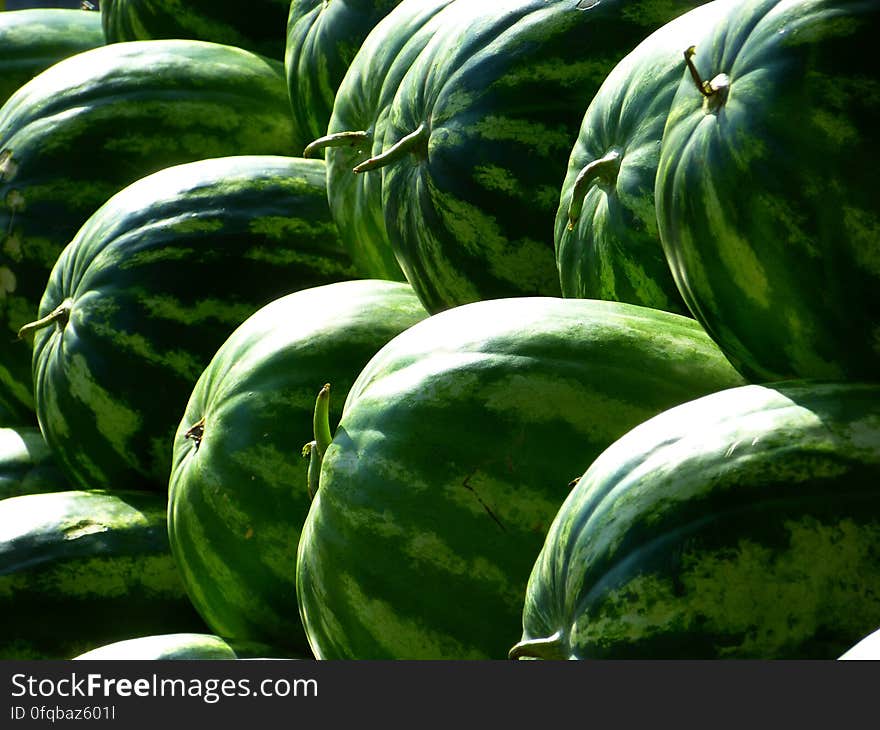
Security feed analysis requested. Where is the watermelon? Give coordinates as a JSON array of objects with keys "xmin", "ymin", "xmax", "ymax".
[
  {"xmin": 285, "ymin": 0, "xmax": 401, "ymax": 150},
  {"xmin": 0, "ymin": 489, "xmax": 206, "ymax": 660},
  {"xmin": 555, "ymin": 1, "xmax": 731, "ymax": 314},
  {"xmin": 74, "ymin": 633, "xmax": 239, "ymax": 660},
  {"xmin": 168, "ymin": 280, "xmax": 428, "ymax": 652},
  {"xmin": 0, "ymin": 9, "xmax": 105, "ymax": 108},
  {"xmin": 839, "ymin": 628, "xmax": 880, "ymax": 660},
  {"xmin": 0, "ymin": 39, "xmax": 299, "ymax": 418},
  {"xmin": 0, "ymin": 396, "xmax": 33, "ymax": 429},
  {"xmin": 29, "ymin": 155, "xmax": 355, "ymax": 492},
  {"xmin": 100, "ymin": 0, "xmax": 290, "ymax": 59},
  {"xmin": 360, "ymin": 0, "xmax": 707, "ymax": 313},
  {"xmin": 296, "ymin": 297, "xmax": 745, "ymax": 659},
  {"xmin": 0, "ymin": 426, "xmax": 70, "ymax": 499},
  {"xmin": 655, "ymin": 0, "xmax": 880, "ymax": 381},
  {"xmin": 514, "ymin": 382, "xmax": 880, "ymax": 660},
  {"xmin": 304, "ymin": 0, "xmax": 457, "ymax": 282},
  {"xmin": 73, "ymin": 633, "xmax": 306, "ymax": 660}
]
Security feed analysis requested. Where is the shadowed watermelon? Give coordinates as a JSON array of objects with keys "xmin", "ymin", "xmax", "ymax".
[
  {"xmin": 303, "ymin": 0, "xmax": 457, "ymax": 282},
  {"xmin": 357, "ymin": 0, "xmax": 707, "ymax": 313},
  {"xmin": 29, "ymin": 155, "xmax": 355, "ymax": 492},
  {"xmin": 0, "ymin": 489, "xmax": 206, "ymax": 660},
  {"xmin": 0, "ymin": 426, "xmax": 70, "ymax": 499},
  {"xmin": 0, "ymin": 39, "xmax": 299, "ymax": 418},
  {"xmin": 514, "ymin": 382, "xmax": 880, "ymax": 660},
  {"xmin": 297, "ymin": 296, "xmax": 745, "ymax": 659},
  {"xmin": 100, "ymin": 0, "xmax": 290, "ymax": 59},
  {"xmin": 285, "ymin": 0, "xmax": 401, "ymax": 148},
  {"xmin": 555, "ymin": 1, "xmax": 730, "ymax": 314},
  {"xmin": 655, "ymin": 0, "xmax": 880, "ymax": 381},
  {"xmin": 169, "ymin": 279, "xmax": 428, "ymax": 653},
  {"xmin": 0, "ymin": 9, "xmax": 105, "ymax": 108}
]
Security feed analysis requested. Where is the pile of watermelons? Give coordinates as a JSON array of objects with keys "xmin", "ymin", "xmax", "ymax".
[{"xmin": 0, "ymin": 0, "xmax": 878, "ymax": 660}]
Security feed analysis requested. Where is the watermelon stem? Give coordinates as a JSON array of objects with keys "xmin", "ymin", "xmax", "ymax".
[
  {"xmin": 17, "ymin": 299, "xmax": 73, "ymax": 340},
  {"xmin": 683, "ymin": 46, "xmax": 729, "ymax": 106},
  {"xmin": 314, "ymin": 383, "xmax": 332, "ymax": 458},
  {"xmin": 352, "ymin": 123, "xmax": 429, "ymax": 174},
  {"xmin": 184, "ymin": 418, "xmax": 206, "ymax": 449},
  {"xmin": 303, "ymin": 384, "xmax": 333, "ymax": 499},
  {"xmin": 303, "ymin": 131, "xmax": 371, "ymax": 159},
  {"xmin": 508, "ymin": 632, "xmax": 567, "ymax": 660},
  {"xmin": 567, "ymin": 150, "xmax": 622, "ymax": 229}
]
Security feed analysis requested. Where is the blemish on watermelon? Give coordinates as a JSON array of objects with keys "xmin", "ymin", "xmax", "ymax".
[
  {"xmin": 184, "ymin": 417, "xmax": 206, "ymax": 449},
  {"xmin": 0, "ymin": 150, "xmax": 16, "ymax": 181},
  {"xmin": 63, "ymin": 519, "xmax": 109, "ymax": 540},
  {"xmin": 0, "ymin": 267, "xmax": 16, "ymax": 297}
]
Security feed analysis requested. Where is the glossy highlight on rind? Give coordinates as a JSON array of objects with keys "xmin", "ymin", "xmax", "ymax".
[
  {"xmin": 375, "ymin": 0, "xmax": 709, "ymax": 314},
  {"xmin": 0, "ymin": 489, "xmax": 206, "ymax": 660},
  {"xmin": 0, "ymin": 426, "xmax": 71, "ymax": 499},
  {"xmin": 655, "ymin": 0, "xmax": 880, "ymax": 381},
  {"xmin": 0, "ymin": 9, "xmax": 105, "ymax": 108},
  {"xmin": 0, "ymin": 39, "xmax": 299, "ymax": 420},
  {"xmin": 296, "ymin": 296, "xmax": 746, "ymax": 659},
  {"xmin": 168, "ymin": 280, "xmax": 428, "ymax": 652},
  {"xmin": 322, "ymin": 0, "xmax": 458, "ymax": 282},
  {"xmin": 555, "ymin": 0, "xmax": 731, "ymax": 314},
  {"xmin": 517, "ymin": 382, "xmax": 880, "ymax": 659},
  {"xmin": 30, "ymin": 155, "xmax": 355, "ymax": 493},
  {"xmin": 285, "ymin": 0, "xmax": 401, "ymax": 152}
]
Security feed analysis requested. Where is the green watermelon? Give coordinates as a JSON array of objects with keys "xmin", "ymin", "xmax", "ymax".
[
  {"xmin": 514, "ymin": 382, "xmax": 880, "ymax": 660},
  {"xmin": 100, "ymin": 0, "xmax": 290, "ymax": 59},
  {"xmin": 0, "ymin": 9, "xmax": 105, "ymax": 108},
  {"xmin": 0, "ymin": 39, "xmax": 299, "ymax": 418},
  {"xmin": 285, "ymin": 0, "xmax": 401, "ymax": 150},
  {"xmin": 555, "ymin": 1, "xmax": 730, "ymax": 314},
  {"xmin": 73, "ymin": 633, "xmax": 307, "ymax": 660},
  {"xmin": 361, "ymin": 0, "xmax": 707, "ymax": 313},
  {"xmin": 168, "ymin": 279, "xmax": 428, "ymax": 653},
  {"xmin": 304, "ymin": 0, "xmax": 456, "ymax": 282},
  {"xmin": 29, "ymin": 155, "xmax": 355, "ymax": 492},
  {"xmin": 0, "ymin": 426, "xmax": 70, "ymax": 499},
  {"xmin": 74, "ymin": 633, "xmax": 239, "ymax": 660},
  {"xmin": 297, "ymin": 297, "xmax": 745, "ymax": 659},
  {"xmin": 0, "ymin": 489, "xmax": 206, "ymax": 660},
  {"xmin": 655, "ymin": 0, "xmax": 880, "ymax": 381},
  {"xmin": 839, "ymin": 628, "xmax": 880, "ymax": 660}
]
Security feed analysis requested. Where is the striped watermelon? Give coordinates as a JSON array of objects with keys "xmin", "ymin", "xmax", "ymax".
[
  {"xmin": 363, "ymin": 0, "xmax": 707, "ymax": 313},
  {"xmin": 29, "ymin": 155, "xmax": 355, "ymax": 492},
  {"xmin": 285, "ymin": 0, "xmax": 401, "ymax": 150},
  {"xmin": 0, "ymin": 9, "xmax": 105, "ymax": 107},
  {"xmin": 74, "ymin": 633, "xmax": 239, "ymax": 660},
  {"xmin": 73, "ymin": 633, "xmax": 306, "ymax": 660},
  {"xmin": 296, "ymin": 297, "xmax": 745, "ymax": 659},
  {"xmin": 840, "ymin": 628, "xmax": 880, "ymax": 660},
  {"xmin": 0, "ymin": 39, "xmax": 299, "ymax": 420},
  {"xmin": 0, "ymin": 489, "xmax": 206, "ymax": 660},
  {"xmin": 304, "ymin": 0, "xmax": 456, "ymax": 282},
  {"xmin": 100, "ymin": 0, "xmax": 290, "ymax": 59},
  {"xmin": 0, "ymin": 426, "xmax": 70, "ymax": 499},
  {"xmin": 514, "ymin": 382, "xmax": 880, "ymax": 659},
  {"xmin": 555, "ymin": 1, "xmax": 731, "ymax": 314},
  {"xmin": 169, "ymin": 279, "xmax": 428, "ymax": 652},
  {"xmin": 655, "ymin": 0, "xmax": 880, "ymax": 381}
]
